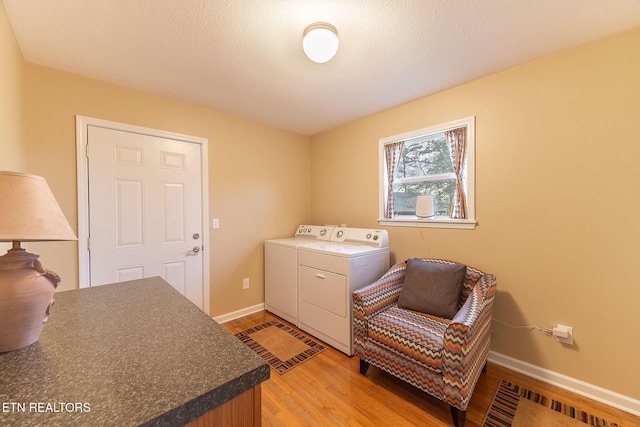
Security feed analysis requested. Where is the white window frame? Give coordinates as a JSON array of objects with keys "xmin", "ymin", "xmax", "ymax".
[{"xmin": 378, "ymin": 116, "xmax": 476, "ymax": 229}]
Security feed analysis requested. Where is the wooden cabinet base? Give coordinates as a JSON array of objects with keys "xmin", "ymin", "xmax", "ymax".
[{"xmin": 186, "ymin": 385, "xmax": 261, "ymax": 427}]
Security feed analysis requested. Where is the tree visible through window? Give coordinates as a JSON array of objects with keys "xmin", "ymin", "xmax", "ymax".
[
  {"xmin": 393, "ymin": 132, "xmax": 457, "ymax": 216},
  {"xmin": 379, "ymin": 117, "xmax": 475, "ymax": 229}
]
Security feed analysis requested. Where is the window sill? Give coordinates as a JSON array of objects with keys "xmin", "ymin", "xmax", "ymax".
[{"xmin": 378, "ymin": 216, "xmax": 477, "ymax": 230}]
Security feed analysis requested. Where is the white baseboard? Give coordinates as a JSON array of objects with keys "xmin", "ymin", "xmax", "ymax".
[
  {"xmin": 213, "ymin": 303, "xmax": 265, "ymax": 324},
  {"xmin": 489, "ymin": 351, "xmax": 640, "ymax": 417}
]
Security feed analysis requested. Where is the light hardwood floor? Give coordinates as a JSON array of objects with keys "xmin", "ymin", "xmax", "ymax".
[{"xmin": 223, "ymin": 311, "xmax": 640, "ymax": 427}]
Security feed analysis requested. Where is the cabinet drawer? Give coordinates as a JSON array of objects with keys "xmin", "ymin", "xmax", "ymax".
[
  {"xmin": 299, "ymin": 266, "xmax": 347, "ymax": 317},
  {"xmin": 298, "ymin": 250, "xmax": 348, "ymax": 274}
]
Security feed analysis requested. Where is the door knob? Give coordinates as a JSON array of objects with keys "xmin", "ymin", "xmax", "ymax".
[{"xmin": 187, "ymin": 246, "xmax": 201, "ymax": 255}]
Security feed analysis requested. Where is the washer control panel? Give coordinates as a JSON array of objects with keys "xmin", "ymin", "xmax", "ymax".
[
  {"xmin": 295, "ymin": 225, "xmax": 334, "ymax": 240},
  {"xmin": 330, "ymin": 227, "xmax": 388, "ymax": 247},
  {"xmin": 294, "ymin": 225, "xmax": 388, "ymax": 246}
]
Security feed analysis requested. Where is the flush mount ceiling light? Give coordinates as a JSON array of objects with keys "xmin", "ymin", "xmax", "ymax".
[{"xmin": 303, "ymin": 23, "xmax": 339, "ymax": 63}]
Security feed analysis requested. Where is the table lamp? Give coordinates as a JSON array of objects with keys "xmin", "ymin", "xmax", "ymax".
[{"xmin": 0, "ymin": 171, "xmax": 77, "ymax": 352}]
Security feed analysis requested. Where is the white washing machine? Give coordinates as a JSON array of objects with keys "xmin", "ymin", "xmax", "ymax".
[
  {"xmin": 264, "ymin": 225, "xmax": 333, "ymax": 325},
  {"xmin": 297, "ymin": 227, "xmax": 389, "ymax": 355}
]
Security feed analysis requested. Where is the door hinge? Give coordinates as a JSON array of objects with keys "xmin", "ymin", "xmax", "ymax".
[
  {"xmin": 87, "ymin": 237, "xmax": 91, "ymax": 251},
  {"xmin": 86, "ymin": 143, "xmax": 89, "ymax": 157}
]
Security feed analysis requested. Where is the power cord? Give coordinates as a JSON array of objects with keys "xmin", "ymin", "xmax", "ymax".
[
  {"xmin": 410, "ymin": 222, "xmax": 556, "ymax": 339},
  {"xmin": 411, "ymin": 223, "xmax": 552, "ymax": 337},
  {"xmin": 416, "ymin": 221, "xmax": 435, "ymax": 259},
  {"xmin": 492, "ymin": 318, "xmax": 553, "ymax": 336}
]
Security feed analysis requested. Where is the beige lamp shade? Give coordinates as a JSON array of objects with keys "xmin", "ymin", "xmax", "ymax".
[{"xmin": 0, "ymin": 171, "xmax": 77, "ymax": 242}]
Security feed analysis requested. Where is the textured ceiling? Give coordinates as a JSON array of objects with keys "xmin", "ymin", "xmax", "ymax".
[{"xmin": 4, "ymin": 0, "xmax": 640, "ymax": 135}]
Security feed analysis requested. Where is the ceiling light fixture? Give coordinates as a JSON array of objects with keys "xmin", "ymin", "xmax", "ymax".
[{"xmin": 303, "ymin": 23, "xmax": 339, "ymax": 63}]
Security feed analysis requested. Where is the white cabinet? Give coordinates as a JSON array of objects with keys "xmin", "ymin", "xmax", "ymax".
[
  {"xmin": 298, "ymin": 249, "xmax": 389, "ymax": 355},
  {"xmin": 264, "ymin": 227, "xmax": 389, "ymax": 355},
  {"xmin": 264, "ymin": 242, "xmax": 298, "ymax": 325}
]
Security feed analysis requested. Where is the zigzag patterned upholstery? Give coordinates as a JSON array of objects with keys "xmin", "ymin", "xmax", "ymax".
[{"xmin": 353, "ymin": 259, "xmax": 496, "ymax": 427}]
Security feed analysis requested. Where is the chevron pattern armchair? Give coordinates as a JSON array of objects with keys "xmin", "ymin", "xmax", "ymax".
[{"xmin": 352, "ymin": 259, "xmax": 496, "ymax": 427}]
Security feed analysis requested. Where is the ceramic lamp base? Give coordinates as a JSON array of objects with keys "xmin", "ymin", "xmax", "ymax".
[{"xmin": 0, "ymin": 246, "xmax": 60, "ymax": 352}]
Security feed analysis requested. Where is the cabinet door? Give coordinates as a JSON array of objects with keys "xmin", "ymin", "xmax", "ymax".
[
  {"xmin": 265, "ymin": 244, "xmax": 298, "ymax": 324},
  {"xmin": 299, "ymin": 266, "xmax": 347, "ymax": 317}
]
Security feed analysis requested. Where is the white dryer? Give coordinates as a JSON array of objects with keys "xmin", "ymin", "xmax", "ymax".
[
  {"xmin": 264, "ymin": 225, "xmax": 333, "ymax": 325},
  {"xmin": 297, "ymin": 227, "xmax": 389, "ymax": 355}
]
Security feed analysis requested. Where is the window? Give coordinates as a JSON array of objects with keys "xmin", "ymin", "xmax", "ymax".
[{"xmin": 378, "ymin": 117, "xmax": 476, "ymax": 229}]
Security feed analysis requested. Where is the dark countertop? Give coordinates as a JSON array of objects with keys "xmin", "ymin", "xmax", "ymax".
[{"xmin": 0, "ymin": 277, "xmax": 269, "ymax": 426}]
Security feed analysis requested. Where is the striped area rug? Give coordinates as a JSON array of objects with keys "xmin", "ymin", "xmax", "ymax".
[
  {"xmin": 483, "ymin": 380, "xmax": 619, "ymax": 427},
  {"xmin": 234, "ymin": 320, "xmax": 326, "ymax": 374}
]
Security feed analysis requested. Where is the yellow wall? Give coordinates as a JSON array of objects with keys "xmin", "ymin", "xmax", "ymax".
[
  {"xmin": 310, "ymin": 27, "xmax": 640, "ymax": 399},
  {"xmin": 22, "ymin": 64, "xmax": 311, "ymax": 316},
  {"xmin": 0, "ymin": 2, "xmax": 25, "ymax": 254},
  {"xmin": 0, "ymin": 2, "xmax": 24, "ymax": 171}
]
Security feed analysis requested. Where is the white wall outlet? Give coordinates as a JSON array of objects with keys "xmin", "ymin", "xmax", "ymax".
[
  {"xmin": 552, "ymin": 324, "xmax": 573, "ymax": 345},
  {"xmin": 212, "ymin": 218, "xmax": 220, "ymax": 229},
  {"xmin": 242, "ymin": 278, "xmax": 249, "ymax": 289}
]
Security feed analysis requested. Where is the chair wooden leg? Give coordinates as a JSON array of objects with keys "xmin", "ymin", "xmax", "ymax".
[
  {"xmin": 359, "ymin": 359, "xmax": 370, "ymax": 375},
  {"xmin": 450, "ymin": 406, "xmax": 466, "ymax": 427}
]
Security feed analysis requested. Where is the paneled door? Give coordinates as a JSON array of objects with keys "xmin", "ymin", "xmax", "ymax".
[{"xmin": 86, "ymin": 125, "xmax": 205, "ymax": 309}]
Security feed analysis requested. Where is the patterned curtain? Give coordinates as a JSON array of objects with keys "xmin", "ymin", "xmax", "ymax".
[
  {"xmin": 445, "ymin": 127, "xmax": 467, "ymax": 219},
  {"xmin": 384, "ymin": 141, "xmax": 404, "ymax": 218}
]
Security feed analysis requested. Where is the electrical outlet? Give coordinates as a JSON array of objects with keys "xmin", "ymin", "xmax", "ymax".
[
  {"xmin": 552, "ymin": 324, "xmax": 573, "ymax": 345},
  {"xmin": 242, "ymin": 278, "xmax": 249, "ymax": 289}
]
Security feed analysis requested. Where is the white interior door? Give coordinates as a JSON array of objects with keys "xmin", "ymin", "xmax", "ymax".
[{"xmin": 86, "ymin": 125, "xmax": 205, "ymax": 309}]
